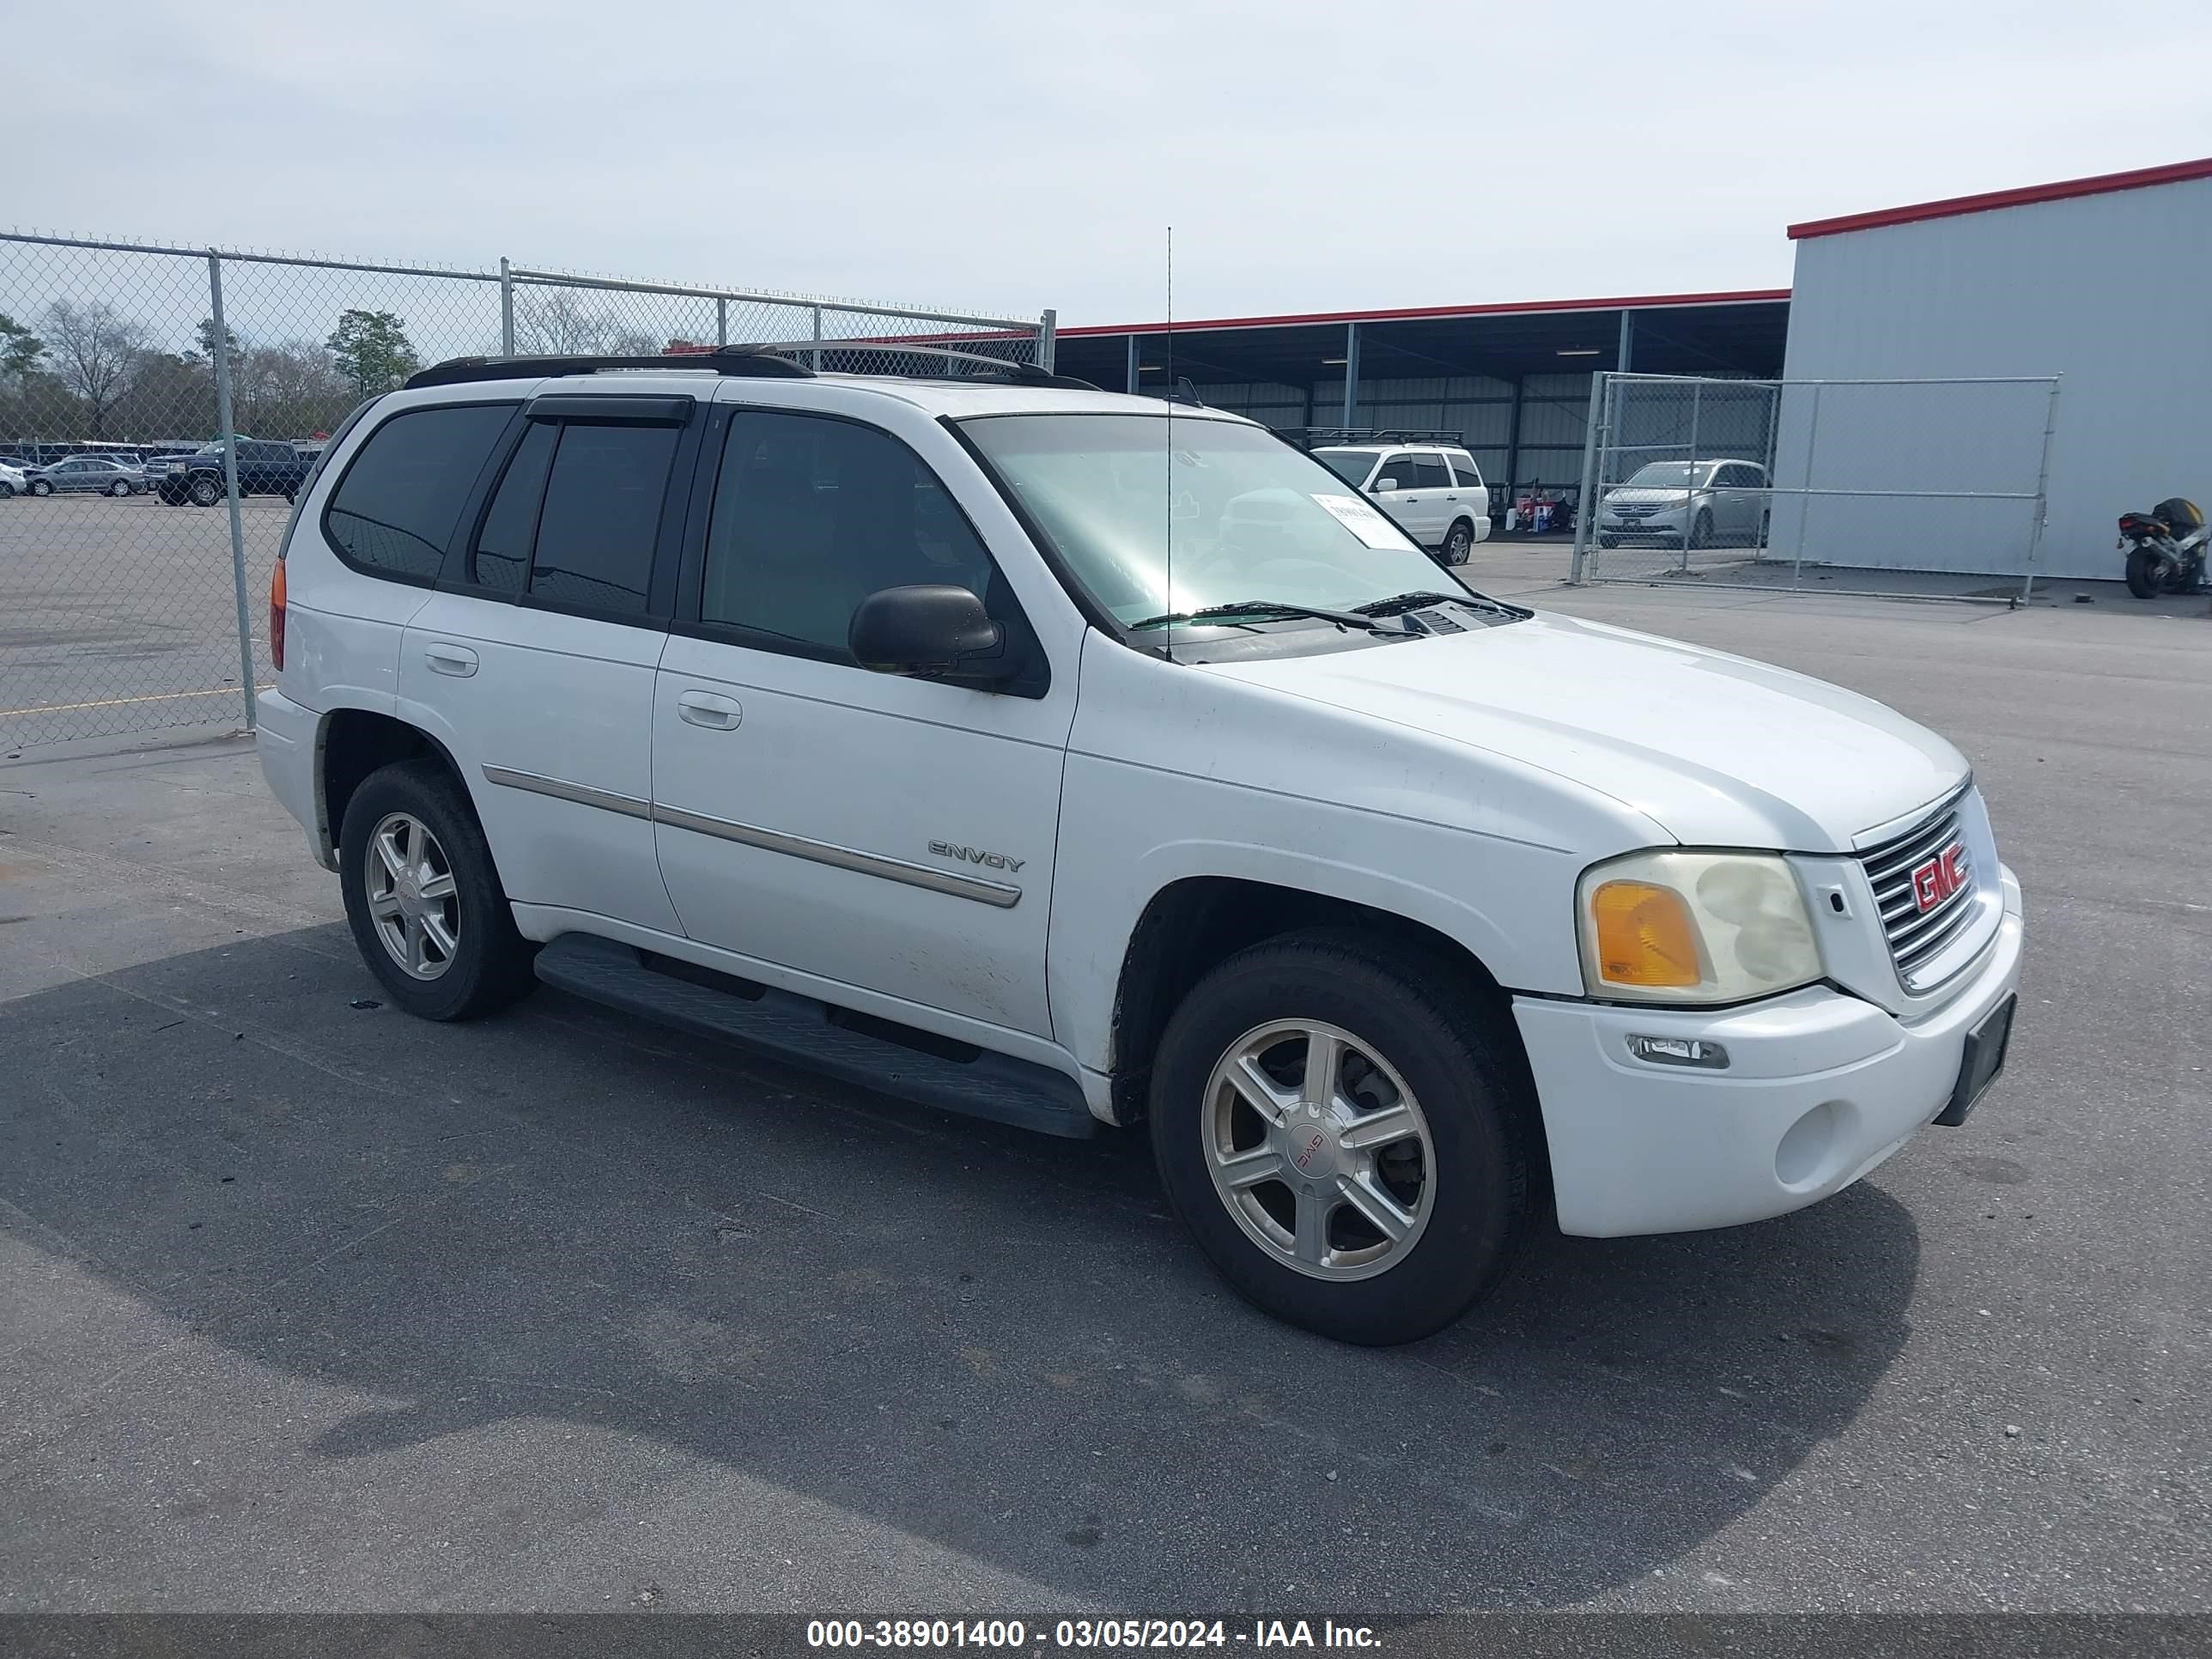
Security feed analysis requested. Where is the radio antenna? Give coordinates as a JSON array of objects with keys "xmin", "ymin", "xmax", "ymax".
[{"xmin": 1163, "ymin": 225, "xmax": 1174, "ymax": 664}]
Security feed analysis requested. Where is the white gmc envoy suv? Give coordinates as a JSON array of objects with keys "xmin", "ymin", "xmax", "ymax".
[{"xmin": 257, "ymin": 346, "xmax": 2023, "ymax": 1345}]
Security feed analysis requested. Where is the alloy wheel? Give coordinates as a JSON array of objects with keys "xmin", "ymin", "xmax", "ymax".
[
  {"xmin": 1202, "ymin": 1019, "xmax": 1437, "ymax": 1280},
  {"xmin": 362, "ymin": 811, "xmax": 461, "ymax": 980}
]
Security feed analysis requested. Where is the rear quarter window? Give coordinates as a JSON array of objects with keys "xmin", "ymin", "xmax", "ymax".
[{"xmin": 323, "ymin": 403, "xmax": 515, "ymax": 580}]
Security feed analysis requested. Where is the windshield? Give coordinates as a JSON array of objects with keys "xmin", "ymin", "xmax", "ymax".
[
  {"xmin": 961, "ymin": 416, "xmax": 1455, "ymax": 626},
  {"xmin": 1623, "ymin": 461, "xmax": 1715, "ymax": 489},
  {"xmin": 1316, "ymin": 448, "xmax": 1379, "ymax": 487}
]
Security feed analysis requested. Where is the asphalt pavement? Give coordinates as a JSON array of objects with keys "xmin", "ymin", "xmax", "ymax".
[{"xmin": 1, "ymin": 577, "xmax": 2206, "ymax": 1615}]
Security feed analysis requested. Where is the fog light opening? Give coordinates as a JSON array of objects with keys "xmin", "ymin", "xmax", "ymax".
[
  {"xmin": 1775, "ymin": 1101, "xmax": 1841, "ymax": 1189},
  {"xmin": 1626, "ymin": 1034, "xmax": 1730, "ymax": 1070}
]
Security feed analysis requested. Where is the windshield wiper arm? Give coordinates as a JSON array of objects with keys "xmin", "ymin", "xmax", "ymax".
[
  {"xmin": 1127, "ymin": 600, "xmax": 1413, "ymax": 635},
  {"xmin": 1355, "ymin": 588, "xmax": 1523, "ymax": 619}
]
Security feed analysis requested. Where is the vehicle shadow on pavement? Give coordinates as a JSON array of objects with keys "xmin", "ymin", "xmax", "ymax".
[{"xmin": 1, "ymin": 926, "xmax": 1918, "ymax": 1610}]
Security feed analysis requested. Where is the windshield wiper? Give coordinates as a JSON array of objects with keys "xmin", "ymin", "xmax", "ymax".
[
  {"xmin": 1127, "ymin": 600, "xmax": 1413, "ymax": 635},
  {"xmin": 1355, "ymin": 588, "xmax": 1523, "ymax": 620}
]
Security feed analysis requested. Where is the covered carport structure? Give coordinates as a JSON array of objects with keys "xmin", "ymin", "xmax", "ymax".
[{"xmin": 1049, "ymin": 289, "xmax": 1790, "ymax": 513}]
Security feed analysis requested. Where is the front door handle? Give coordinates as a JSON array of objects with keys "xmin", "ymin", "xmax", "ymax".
[
  {"xmin": 677, "ymin": 690, "xmax": 743, "ymax": 730},
  {"xmin": 423, "ymin": 643, "xmax": 478, "ymax": 678}
]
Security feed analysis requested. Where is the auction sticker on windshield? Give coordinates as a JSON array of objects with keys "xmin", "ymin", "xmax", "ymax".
[{"xmin": 1311, "ymin": 492, "xmax": 1408, "ymax": 550}]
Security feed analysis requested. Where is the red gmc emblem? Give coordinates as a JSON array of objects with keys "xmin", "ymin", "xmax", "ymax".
[
  {"xmin": 1911, "ymin": 842, "xmax": 1968, "ymax": 912},
  {"xmin": 1294, "ymin": 1132, "xmax": 1326, "ymax": 1170}
]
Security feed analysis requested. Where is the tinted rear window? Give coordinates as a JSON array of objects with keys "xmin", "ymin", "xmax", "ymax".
[
  {"xmin": 325, "ymin": 403, "xmax": 514, "ymax": 580},
  {"xmin": 526, "ymin": 423, "xmax": 678, "ymax": 615}
]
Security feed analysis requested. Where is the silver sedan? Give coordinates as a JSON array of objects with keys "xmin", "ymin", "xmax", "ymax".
[{"xmin": 24, "ymin": 456, "xmax": 149, "ymax": 496}]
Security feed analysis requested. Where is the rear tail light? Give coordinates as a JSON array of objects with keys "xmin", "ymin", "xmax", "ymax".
[{"xmin": 269, "ymin": 558, "xmax": 287, "ymax": 672}]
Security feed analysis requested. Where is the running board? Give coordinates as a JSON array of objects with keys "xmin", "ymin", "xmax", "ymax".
[{"xmin": 532, "ymin": 933, "xmax": 1094, "ymax": 1139}]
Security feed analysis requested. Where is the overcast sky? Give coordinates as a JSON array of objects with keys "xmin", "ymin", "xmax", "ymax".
[{"xmin": 7, "ymin": 0, "xmax": 2209, "ymax": 329}]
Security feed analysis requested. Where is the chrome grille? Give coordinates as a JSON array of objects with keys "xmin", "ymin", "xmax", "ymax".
[{"xmin": 1859, "ymin": 799, "xmax": 1978, "ymax": 989}]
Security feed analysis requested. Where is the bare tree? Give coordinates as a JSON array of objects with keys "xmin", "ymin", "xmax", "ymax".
[
  {"xmin": 42, "ymin": 301, "xmax": 149, "ymax": 435},
  {"xmin": 516, "ymin": 292, "xmax": 615, "ymax": 355},
  {"xmin": 607, "ymin": 330, "xmax": 664, "ymax": 357}
]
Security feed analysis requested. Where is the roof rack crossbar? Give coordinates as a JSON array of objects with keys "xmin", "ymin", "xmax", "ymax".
[
  {"xmin": 1298, "ymin": 426, "xmax": 1467, "ymax": 447},
  {"xmin": 404, "ymin": 346, "xmax": 812, "ymax": 391},
  {"xmin": 751, "ymin": 341, "xmax": 1097, "ymax": 391}
]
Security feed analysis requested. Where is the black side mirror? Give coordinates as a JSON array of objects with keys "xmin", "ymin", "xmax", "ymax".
[{"xmin": 849, "ymin": 584, "xmax": 1008, "ymax": 687}]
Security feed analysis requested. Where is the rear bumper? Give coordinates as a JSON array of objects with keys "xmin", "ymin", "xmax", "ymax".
[
  {"xmin": 1514, "ymin": 865, "xmax": 2024, "ymax": 1237},
  {"xmin": 254, "ymin": 687, "xmax": 331, "ymax": 868}
]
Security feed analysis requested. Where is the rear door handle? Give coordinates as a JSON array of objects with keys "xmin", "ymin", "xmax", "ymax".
[
  {"xmin": 677, "ymin": 690, "xmax": 743, "ymax": 730},
  {"xmin": 423, "ymin": 643, "xmax": 477, "ymax": 678}
]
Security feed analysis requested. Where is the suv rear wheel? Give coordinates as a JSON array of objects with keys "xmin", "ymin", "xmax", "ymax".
[
  {"xmin": 1148, "ymin": 930, "xmax": 1531, "ymax": 1345},
  {"xmin": 1442, "ymin": 520, "xmax": 1474, "ymax": 564},
  {"xmin": 338, "ymin": 758, "xmax": 535, "ymax": 1020}
]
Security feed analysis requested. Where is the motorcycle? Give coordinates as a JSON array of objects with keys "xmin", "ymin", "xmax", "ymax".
[{"xmin": 2118, "ymin": 496, "xmax": 2208, "ymax": 598}]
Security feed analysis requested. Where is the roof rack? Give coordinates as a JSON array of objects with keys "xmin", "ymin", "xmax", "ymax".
[
  {"xmin": 404, "ymin": 342, "xmax": 1099, "ymax": 393},
  {"xmin": 405, "ymin": 346, "xmax": 811, "ymax": 391},
  {"xmin": 762, "ymin": 342, "xmax": 1097, "ymax": 391},
  {"xmin": 1297, "ymin": 426, "xmax": 1467, "ymax": 447}
]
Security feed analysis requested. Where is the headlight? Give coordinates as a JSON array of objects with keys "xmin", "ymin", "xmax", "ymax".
[{"xmin": 1577, "ymin": 850, "xmax": 1821, "ymax": 1004}]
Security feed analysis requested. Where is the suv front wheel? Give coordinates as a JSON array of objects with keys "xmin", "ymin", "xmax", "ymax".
[
  {"xmin": 1148, "ymin": 931, "xmax": 1532, "ymax": 1345},
  {"xmin": 338, "ymin": 758, "xmax": 536, "ymax": 1020}
]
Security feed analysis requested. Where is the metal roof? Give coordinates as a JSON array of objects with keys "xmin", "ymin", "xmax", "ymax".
[
  {"xmin": 1055, "ymin": 287, "xmax": 1790, "ymax": 339},
  {"xmin": 1788, "ymin": 155, "xmax": 2212, "ymax": 240}
]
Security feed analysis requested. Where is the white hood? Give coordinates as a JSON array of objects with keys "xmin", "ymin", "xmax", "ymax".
[{"xmin": 1206, "ymin": 611, "xmax": 1968, "ymax": 853}]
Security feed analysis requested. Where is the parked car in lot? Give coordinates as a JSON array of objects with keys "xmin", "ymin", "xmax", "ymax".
[
  {"xmin": 24, "ymin": 455, "xmax": 148, "ymax": 496},
  {"xmin": 1598, "ymin": 459, "xmax": 1770, "ymax": 550},
  {"xmin": 1312, "ymin": 441, "xmax": 1492, "ymax": 564},
  {"xmin": 154, "ymin": 437, "xmax": 316, "ymax": 506},
  {"xmin": 0, "ymin": 457, "xmax": 26, "ymax": 498},
  {"xmin": 257, "ymin": 349, "xmax": 2022, "ymax": 1346}
]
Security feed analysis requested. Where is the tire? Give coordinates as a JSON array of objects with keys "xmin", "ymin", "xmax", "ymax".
[
  {"xmin": 1148, "ymin": 929, "xmax": 1534, "ymax": 1346},
  {"xmin": 28, "ymin": 478, "xmax": 52, "ymax": 496},
  {"xmin": 2124, "ymin": 546, "xmax": 2174, "ymax": 599},
  {"xmin": 0, "ymin": 482, "xmax": 14, "ymax": 499},
  {"xmin": 1689, "ymin": 510, "xmax": 1714, "ymax": 551},
  {"xmin": 1441, "ymin": 520, "xmax": 1474, "ymax": 564},
  {"xmin": 188, "ymin": 474, "xmax": 222, "ymax": 507},
  {"xmin": 107, "ymin": 478, "xmax": 131, "ymax": 497},
  {"xmin": 337, "ymin": 757, "xmax": 536, "ymax": 1021}
]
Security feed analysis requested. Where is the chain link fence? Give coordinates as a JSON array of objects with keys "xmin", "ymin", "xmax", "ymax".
[
  {"xmin": 0, "ymin": 230, "xmax": 1049, "ymax": 750},
  {"xmin": 1570, "ymin": 373, "xmax": 2061, "ymax": 604}
]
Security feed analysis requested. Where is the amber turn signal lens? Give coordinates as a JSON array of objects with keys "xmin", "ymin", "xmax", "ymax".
[
  {"xmin": 268, "ymin": 557, "xmax": 287, "ymax": 672},
  {"xmin": 1589, "ymin": 879, "xmax": 1703, "ymax": 988}
]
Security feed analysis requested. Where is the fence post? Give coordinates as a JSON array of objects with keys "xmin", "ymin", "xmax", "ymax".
[
  {"xmin": 1339, "ymin": 322, "xmax": 1360, "ymax": 428},
  {"xmin": 716, "ymin": 297, "xmax": 728, "ymax": 348},
  {"xmin": 499, "ymin": 256, "xmax": 514, "ymax": 355},
  {"xmin": 1678, "ymin": 379, "xmax": 1702, "ymax": 572},
  {"xmin": 1038, "ymin": 308, "xmax": 1057, "ymax": 374},
  {"xmin": 2020, "ymin": 376, "xmax": 2061, "ymax": 605},
  {"xmin": 206, "ymin": 252, "xmax": 258, "ymax": 733},
  {"xmin": 809, "ymin": 305, "xmax": 823, "ymax": 371},
  {"xmin": 1570, "ymin": 372, "xmax": 1606, "ymax": 584},
  {"xmin": 1790, "ymin": 382, "xmax": 1825, "ymax": 586}
]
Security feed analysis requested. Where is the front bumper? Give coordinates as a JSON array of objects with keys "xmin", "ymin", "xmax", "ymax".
[
  {"xmin": 254, "ymin": 686, "xmax": 332, "ymax": 869},
  {"xmin": 1601, "ymin": 516, "xmax": 1685, "ymax": 539},
  {"xmin": 1513, "ymin": 865, "xmax": 2024, "ymax": 1237}
]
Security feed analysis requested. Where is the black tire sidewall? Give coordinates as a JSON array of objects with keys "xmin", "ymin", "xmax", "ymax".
[
  {"xmin": 1149, "ymin": 936, "xmax": 1528, "ymax": 1346},
  {"xmin": 30, "ymin": 480, "xmax": 52, "ymax": 495},
  {"xmin": 1445, "ymin": 521, "xmax": 1473, "ymax": 562},
  {"xmin": 338, "ymin": 759, "xmax": 532, "ymax": 1021}
]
